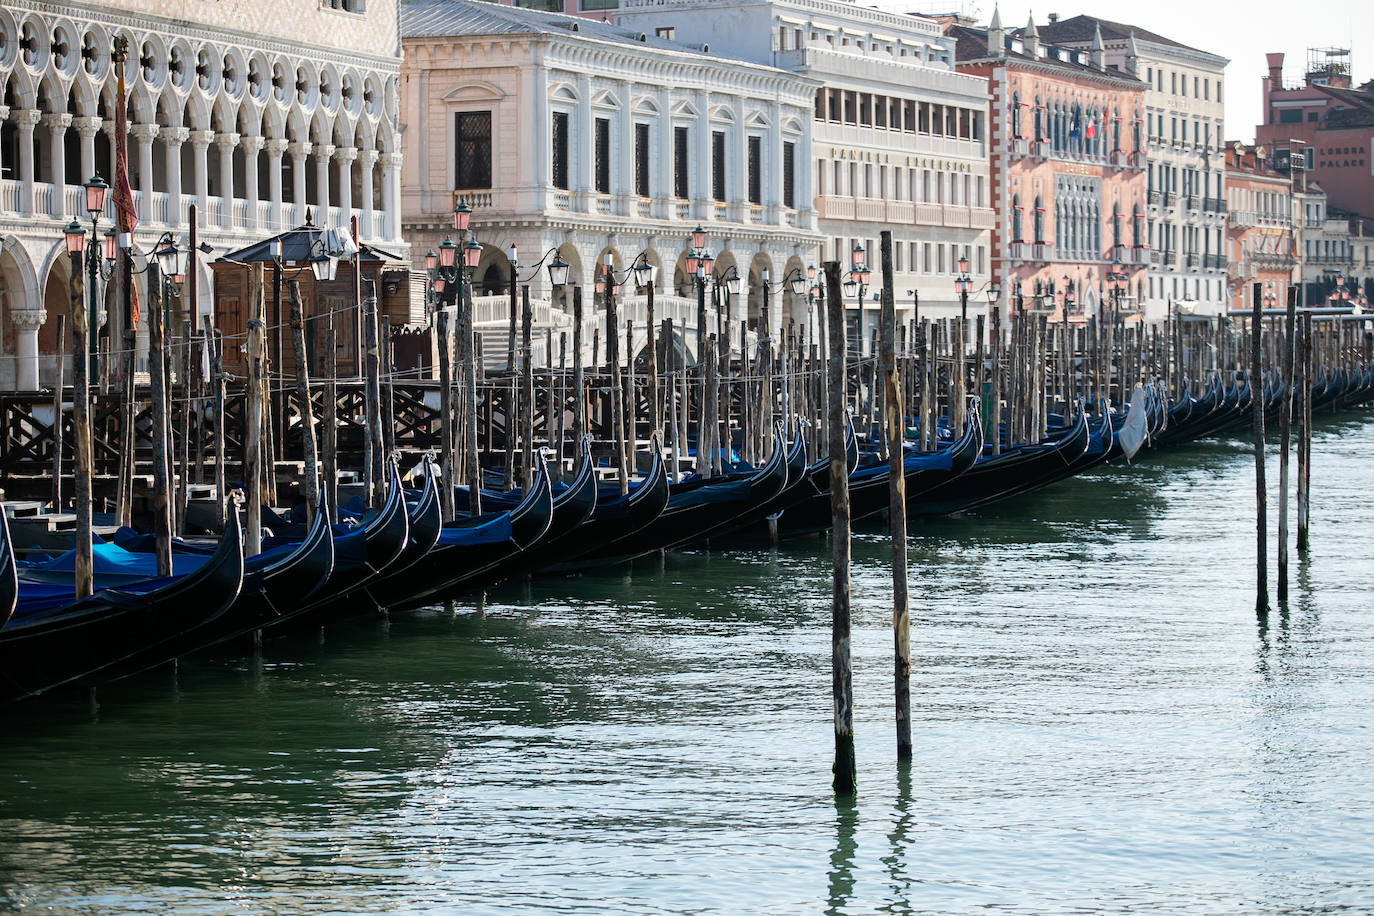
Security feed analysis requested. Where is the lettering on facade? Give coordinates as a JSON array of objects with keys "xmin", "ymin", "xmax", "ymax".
[{"xmin": 828, "ymin": 148, "xmax": 974, "ymax": 172}]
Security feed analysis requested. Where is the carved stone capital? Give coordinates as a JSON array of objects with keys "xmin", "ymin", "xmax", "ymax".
[
  {"xmin": 214, "ymin": 131, "xmax": 241, "ymax": 152},
  {"xmin": 160, "ymin": 126, "xmax": 190, "ymax": 147},
  {"xmin": 288, "ymin": 140, "xmax": 313, "ymax": 160},
  {"xmin": 11, "ymin": 309, "xmax": 48, "ymax": 332},
  {"xmin": 383, "ymin": 151, "xmax": 403, "ymax": 171},
  {"xmin": 239, "ymin": 134, "xmax": 265, "ymax": 155},
  {"xmin": 314, "ymin": 143, "xmax": 336, "ymax": 161},
  {"xmin": 41, "ymin": 112, "xmax": 73, "ymax": 132},
  {"xmin": 190, "ymin": 129, "xmax": 216, "ymax": 150},
  {"xmin": 356, "ymin": 148, "xmax": 379, "ymax": 169},
  {"xmin": 71, "ymin": 115, "xmax": 103, "ymax": 138},
  {"xmin": 334, "ymin": 145, "xmax": 358, "ymax": 164},
  {"xmin": 264, "ymin": 137, "xmax": 289, "ymax": 157},
  {"xmin": 129, "ymin": 123, "xmax": 160, "ymax": 143},
  {"xmin": 11, "ymin": 109, "xmax": 42, "ymax": 130}
]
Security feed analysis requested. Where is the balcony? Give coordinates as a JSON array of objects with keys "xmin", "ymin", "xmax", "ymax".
[
  {"xmin": 1184, "ymin": 253, "xmax": 1200, "ymax": 269},
  {"xmin": 1204, "ymin": 197, "xmax": 1227, "ymax": 214},
  {"xmin": 1111, "ymin": 150, "xmax": 1128, "ymax": 169},
  {"xmin": 1230, "ymin": 209, "xmax": 1256, "ymax": 229},
  {"xmin": 970, "ymin": 207, "xmax": 995, "ymax": 229},
  {"xmin": 1008, "ymin": 241, "xmax": 1029, "ymax": 261},
  {"xmin": 942, "ymin": 204, "xmax": 970, "ymax": 227},
  {"xmin": 1204, "ymin": 254, "xmax": 1226, "ymax": 270},
  {"xmin": 1031, "ymin": 242, "xmax": 1053, "ymax": 262},
  {"xmin": 1129, "ymin": 151, "xmax": 1148, "ymax": 170},
  {"xmin": 1011, "ymin": 138, "xmax": 1029, "ymax": 158},
  {"xmin": 1111, "ymin": 243, "xmax": 1129, "ymax": 263},
  {"xmin": 1130, "ymin": 245, "xmax": 1150, "ymax": 266},
  {"xmin": 1185, "ymin": 195, "xmax": 1200, "ymax": 216},
  {"xmin": 1032, "ymin": 141, "xmax": 1051, "ymax": 160},
  {"xmin": 914, "ymin": 202, "xmax": 943, "ymax": 226},
  {"xmin": 1147, "ymin": 189, "xmax": 1161, "ymax": 208}
]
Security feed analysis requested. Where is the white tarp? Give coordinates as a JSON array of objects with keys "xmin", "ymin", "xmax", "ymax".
[{"xmin": 1118, "ymin": 385, "xmax": 1149, "ymax": 462}]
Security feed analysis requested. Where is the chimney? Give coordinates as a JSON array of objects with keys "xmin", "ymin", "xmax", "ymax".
[
  {"xmin": 987, "ymin": 5, "xmax": 1004, "ymax": 56},
  {"xmin": 1048, "ymin": 13, "xmax": 1058, "ymax": 23},
  {"xmin": 1267, "ymin": 52, "xmax": 1285, "ymax": 91}
]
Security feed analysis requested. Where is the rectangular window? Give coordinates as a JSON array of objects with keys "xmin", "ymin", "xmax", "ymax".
[
  {"xmin": 747, "ymin": 135, "xmax": 762, "ymax": 204},
  {"xmin": 711, "ymin": 130, "xmax": 726, "ymax": 202},
  {"xmin": 454, "ymin": 110, "xmax": 492, "ymax": 189},
  {"xmin": 783, "ymin": 141, "xmax": 796, "ymax": 208},
  {"xmin": 551, "ymin": 111, "xmax": 569, "ymax": 190},
  {"xmin": 634, "ymin": 122, "xmax": 650, "ymax": 197},
  {"xmin": 594, "ymin": 117, "xmax": 610, "ymax": 193},
  {"xmin": 673, "ymin": 126, "xmax": 689, "ymax": 198}
]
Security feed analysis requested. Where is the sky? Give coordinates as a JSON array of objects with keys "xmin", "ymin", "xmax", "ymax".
[{"xmin": 878, "ymin": 0, "xmax": 1373, "ymax": 144}]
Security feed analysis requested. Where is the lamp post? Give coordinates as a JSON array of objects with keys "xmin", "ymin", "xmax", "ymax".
[
  {"xmin": 436, "ymin": 198, "xmax": 483, "ymax": 515},
  {"xmin": 842, "ymin": 243, "xmax": 871, "ymax": 356},
  {"xmin": 954, "ymin": 254, "xmax": 972, "ymax": 327}
]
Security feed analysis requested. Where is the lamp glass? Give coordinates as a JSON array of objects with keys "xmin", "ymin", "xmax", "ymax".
[
  {"xmin": 789, "ymin": 275, "xmax": 806, "ymax": 296},
  {"xmin": 691, "ymin": 226, "xmax": 705, "ymax": 250},
  {"xmin": 438, "ymin": 238, "xmax": 457, "ymax": 268},
  {"xmin": 154, "ymin": 237, "xmax": 179, "ymax": 276},
  {"xmin": 726, "ymin": 276, "xmax": 742, "ymax": 296},
  {"xmin": 958, "ymin": 255, "xmax": 969, "ymax": 274},
  {"xmin": 685, "ymin": 253, "xmax": 699, "ymax": 274},
  {"xmin": 64, "ymin": 220, "xmax": 85, "ymax": 255},
  {"xmin": 806, "ymin": 265, "xmax": 816, "ymax": 281},
  {"xmin": 310, "ymin": 253, "xmax": 330, "ymax": 282},
  {"xmin": 506, "ymin": 243, "xmax": 518, "ymax": 265},
  {"xmin": 701, "ymin": 252, "xmax": 715, "ymax": 275},
  {"xmin": 464, "ymin": 240, "xmax": 481, "ymax": 269},
  {"xmin": 843, "ymin": 277, "xmax": 857, "ymax": 297},
  {"xmin": 424, "ymin": 250, "xmax": 438, "ymax": 272},
  {"xmin": 633, "ymin": 261, "xmax": 653, "ymax": 289},
  {"xmin": 102, "ymin": 228, "xmax": 117, "ymax": 262},
  {"xmin": 851, "ymin": 244, "xmax": 865, "ymax": 268},
  {"xmin": 84, "ymin": 176, "xmax": 109, "ymax": 219},
  {"xmin": 433, "ymin": 278, "xmax": 445, "ymax": 294},
  {"xmin": 453, "ymin": 200, "xmax": 471, "ymax": 232},
  {"xmin": 548, "ymin": 255, "xmax": 570, "ymax": 287}
]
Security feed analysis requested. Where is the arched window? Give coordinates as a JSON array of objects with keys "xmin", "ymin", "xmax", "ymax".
[
  {"xmin": 1112, "ymin": 203, "xmax": 1122, "ymax": 249},
  {"xmin": 1056, "ymin": 198, "xmax": 1065, "ymax": 250},
  {"xmin": 1012, "ymin": 193, "xmax": 1023, "ymax": 240},
  {"xmin": 1132, "ymin": 203, "xmax": 1143, "ymax": 246},
  {"xmin": 1132, "ymin": 111, "xmax": 1142, "ymax": 152},
  {"xmin": 1011, "ymin": 91, "xmax": 1022, "ymax": 138},
  {"xmin": 1112, "ymin": 108, "xmax": 1121, "ymax": 152},
  {"xmin": 1033, "ymin": 95, "xmax": 1043, "ymax": 141},
  {"xmin": 1034, "ymin": 195, "xmax": 1045, "ymax": 243}
]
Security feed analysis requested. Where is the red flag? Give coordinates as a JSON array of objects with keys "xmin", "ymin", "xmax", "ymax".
[{"xmin": 112, "ymin": 45, "xmax": 137, "ymax": 235}]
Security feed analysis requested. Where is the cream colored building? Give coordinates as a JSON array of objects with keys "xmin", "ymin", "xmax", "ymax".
[
  {"xmin": 0, "ymin": 0, "xmax": 404, "ymax": 388},
  {"xmin": 401, "ymin": 0, "xmax": 820, "ymax": 363}
]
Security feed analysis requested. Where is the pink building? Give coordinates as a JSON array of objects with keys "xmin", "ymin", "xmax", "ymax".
[
  {"xmin": 1223, "ymin": 144, "xmax": 1295, "ymax": 311},
  {"xmin": 1257, "ymin": 49, "xmax": 1374, "ymax": 220},
  {"xmin": 948, "ymin": 13, "xmax": 1147, "ymax": 321}
]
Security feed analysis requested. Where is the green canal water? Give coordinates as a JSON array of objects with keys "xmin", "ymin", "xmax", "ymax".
[{"xmin": 3, "ymin": 411, "xmax": 1374, "ymax": 913}]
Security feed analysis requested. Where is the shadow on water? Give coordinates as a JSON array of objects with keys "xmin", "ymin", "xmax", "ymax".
[{"xmin": 826, "ymin": 793, "xmax": 859, "ymax": 916}]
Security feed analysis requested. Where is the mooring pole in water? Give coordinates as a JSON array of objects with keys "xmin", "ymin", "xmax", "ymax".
[
  {"xmin": 1297, "ymin": 312, "xmax": 1312, "ymax": 553},
  {"xmin": 825, "ymin": 259, "xmax": 856, "ymax": 795},
  {"xmin": 878, "ymin": 232, "xmax": 911, "ymax": 760},
  {"xmin": 1251, "ymin": 282, "xmax": 1269, "ymax": 614},
  {"xmin": 1278, "ymin": 286, "xmax": 1297, "ymax": 601}
]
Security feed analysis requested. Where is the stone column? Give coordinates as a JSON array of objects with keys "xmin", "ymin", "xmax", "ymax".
[
  {"xmin": 656, "ymin": 88, "xmax": 673, "ymax": 219},
  {"xmin": 693, "ymin": 91, "xmax": 710, "ymax": 219},
  {"xmin": 130, "ymin": 123, "xmax": 159, "ymax": 223},
  {"xmin": 12, "ymin": 307, "xmax": 48, "ymax": 391},
  {"xmin": 335, "ymin": 145, "xmax": 357, "ymax": 223},
  {"xmin": 288, "ymin": 141, "xmax": 311, "ymax": 224},
  {"xmin": 314, "ymin": 143, "xmax": 335, "ymax": 223},
  {"xmin": 617, "ymin": 79, "xmax": 634, "ymax": 215},
  {"xmin": 575, "ymin": 73, "xmax": 593, "ymax": 211},
  {"xmin": 190, "ymin": 129, "xmax": 214, "ymax": 227},
  {"xmin": 72, "ymin": 117, "xmax": 102, "ymax": 189},
  {"xmin": 241, "ymin": 134, "xmax": 264, "ymax": 230},
  {"xmin": 382, "ymin": 152, "xmax": 402, "ymax": 240},
  {"xmin": 161, "ymin": 127, "xmax": 188, "ymax": 227},
  {"xmin": 357, "ymin": 149, "xmax": 378, "ymax": 240},
  {"xmin": 215, "ymin": 131, "xmax": 239, "ymax": 227},
  {"xmin": 0, "ymin": 105, "xmax": 8, "ymax": 181},
  {"xmin": 42, "ymin": 113, "xmax": 73, "ymax": 218},
  {"xmin": 265, "ymin": 138, "xmax": 287, "ymax": 230},
  {"xmin": 14, "ymin": 110, "xmax": 41, "ymax": 216},
  {"xmin": 766, "ymin": 100, "xmax": 783, "ymax": 222}
]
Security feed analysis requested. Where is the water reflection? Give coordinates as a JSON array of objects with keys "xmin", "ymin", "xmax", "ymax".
[
  {"xmin": 882, "ymin": 760, "xmax": 915, "ymax": 913},
  {"xmin": 826, "ymin": 794, "xmax": 859, "ymax": 916}
]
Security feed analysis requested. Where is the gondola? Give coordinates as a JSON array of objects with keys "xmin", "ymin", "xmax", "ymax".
[
  {"xmin": 533, "ymin": 441, "xmax": 670, "ymax": 573},
  {"xmin": 906, "ymin": 408, "xmax": 1090, "ymax": 516},
  {"xmin": 774, "ymin": 410, "xmax": 982, "ymax": 536},
  {"xmin": 703, "ymin": 425, "xmax": 808, "ymax": 541},
  {"xmin": 553, "ymin": 429, "xmax": 788, "ymax": 568},
  {"xmin": 485, "ymin": 439, "xmax": 600, "ymax": 577},
  {"xmin": 94, "ymin": 491, "xmax": 336, "ymax": 679},
  {"xmin": 0, "ymin": 504, "xmax": 245, "ymax": 703},
  {"xmin": 381, "ymin": 459, "xmax": 555, "ymax": 611}
]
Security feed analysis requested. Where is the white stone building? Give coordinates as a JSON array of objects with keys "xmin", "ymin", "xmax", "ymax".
[
  {"xmin": 615, "ymin": 0, "xmax": 994, "ymax": 340},
  {"xmin": 1037, "ymin": 15, "xmax": 1228, "ymax": 318},
  {"xmin": 0, "ymin": 0, "xmax": 404, "ymax": 389},
  {"xmin": 400, "ymin": 0, "xmax": 820, "ymax": 363}
]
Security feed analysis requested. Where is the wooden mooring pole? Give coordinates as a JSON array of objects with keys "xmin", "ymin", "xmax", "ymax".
[
  {"xmin": 68, "ymin": 251, "xmax": 93, "ymax": 599},
  {"xmin": 879, "ymin": 232, "xmax": 911, "ymax": 760},
  {"xmin": 1278, "ymin": 286, "xmax": 1296, "ymax": 601},
  {"xmin": 289, "ymin": 281, "xmax": 320, "ymax": 525},
  {"xmin": 1251, "ymin": 283, "xmax": 1269, "ymax": 614},
  {"xmin": 825, "ymin": 259, "xmax": 855, "ymax": 795}
]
